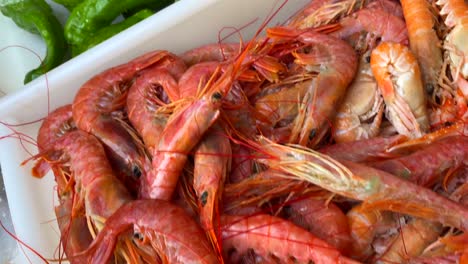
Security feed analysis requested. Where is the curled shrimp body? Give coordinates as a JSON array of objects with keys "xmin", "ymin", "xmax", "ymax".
[
  {"xmin": 75, "ymin": 200, "xmax": 218, "ymax": 264},
  {"xmin": 332, "ymin": 53, "xmax": 384, "ymax": 143},
  {"xmin": 371, "ymin": 42, "xmax": 430, "ymax": 139},
  {"xmin": 267, "ymin": 28, "xmax": 358, "ymax": 146},
  {"xmin": 221, "ymin": 214, "xmax": 358, "ymax": 264},
  {"xmin": 33, "ymin": 105, "xmax": 92, "ymax": 262},
  {"xmin": 331, "ymin": 7, "xmax": 408, "ymax": 53},
  {"xmin": 72, "ymin": 50, "xmax": 185, "ymax": 187},
  {"xmin": 46, "ymin": 131, "xmax": 133, "ymax": 227},
  {"xmin": 400, "ymin": 0, "xmax": 444, "ymax": 93},
  {"xmin": 127, "ymin": 67, "xmax": 179, "ymax": 154}
]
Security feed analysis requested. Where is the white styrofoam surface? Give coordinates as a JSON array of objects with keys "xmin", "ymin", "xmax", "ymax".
[{"xmin": 0, "ymin": 0, "xmax": 309, "ymax": 262}]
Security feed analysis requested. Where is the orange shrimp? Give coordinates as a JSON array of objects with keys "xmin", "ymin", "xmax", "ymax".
[
  {"xmin": 267, "ymin": 27, "xmax": 358, "ymax": 146},
  {"xmin": 371, "ymin": 42, "xmax": 430, "ymax": 138},
  {"xmin": 254, "ymin": 137, "xmax": 468, "ymax": 231},
  {"xmin": 347, "ymin": 204, "xmax": 396, "ymax": 261},
  {"xmin": 126, "ymin": 67, "xmax": 179, "ymax": 154},
  {"xmin": 221, "ymin": 214, "xmax": 358, "ymax": 264},
  {"xmin": 74, "ymin": 199, "xmax": 218, "ymax": 264},
  {"xmin": 193, "ymin": 126, "xmax": 231, "ymax": 258},
  {"xmin": 400, "ymin": 0, "xmax": 444, "ymax": 94},
  {"xmin": 332, "ymin": 53, "xmax": 384, "ymax": 142},
  {"xmin": 376, "ymin": 218, "xmax": 442, "ymax": 264},
  {"xmin": 285, "ymin": 197, "xmax": 352, "ymax": 254},
  {"xmin": 72, "ymin": 50, "xmax": 185, "ymax": 190}
]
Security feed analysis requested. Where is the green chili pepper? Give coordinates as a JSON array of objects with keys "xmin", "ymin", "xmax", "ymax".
[
  {"xmin": 65, "ymin": 0, "xmax": 173, "ymax": 48},
  {"xmin": 51, "ymin": 0, "xmax": 83, "ymax": 11},
  {"xmin": 73, "ymin": 9, "xmax": 153, "ymax": 56},
  {"xmin": 0, "ymin": 0, "xmax": 67, "ymax": 84},
  {"xmin": 122, "ymin": 0, "xmax": 173, "ymax": 18}
]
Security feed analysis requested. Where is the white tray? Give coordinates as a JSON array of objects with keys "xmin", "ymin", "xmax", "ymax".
[{"xmin": 0, "ymin": 0, "xmax": 309, "ymax": 262}]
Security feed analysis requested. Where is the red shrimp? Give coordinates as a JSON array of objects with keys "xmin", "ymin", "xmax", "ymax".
[
  {"xmin": 330, "ymin": 7, "xmax": 408, "ymax": 52},
  {"xmin": 32, "ymin": 105, "xmax": 92, "ymax": 262},
  {"xmin": 140, "ymin": 41, "xmax": 266, "ymax": 200},
  {"xmin": 178, "ymin": 61, "xmax": 220, "ymax": 99},
  {"xmin": 267, "ymin": 27, "xmax": 358, "ymax": 146},
  {"xmin": 319, "ymin": 135, "xmax": 406, "ymax": 163},
  {"xmin": 74, "ymin": 199, "xmax": 218, "ymax": 264},
  {"xmin": 255, "ymin": 137, "xmax": 468, "ymax": 231},
  {"xmin": 285, "ymin": 197, "xmax": 352, "ymax": 254},
  {"xmin": 221, "ymin": 214, "xmax": 358, "ymax": 264},
  {"xmin": 366, "ymin": 0, "xmax": 404, "ymax": 19},
  {"xmin": 287, "ymin": 0, "xmax": 368, "ymax": 29},
  {"xmin": 193, "ymin": 126, "xmax": 231, "ymax": 257},
  {"xmin": 126, "ymin": 67, "xmax": 179, "ymax": 154},
  {"xmin": 72, "ymin": 50, "xmax": 185, "ymax": 189},
  {"xmin": 41, "ymin": 131, "xmax": 133, "ymax": 227},
  {"xmin": 180, "ymin": 42, "xmax": 240, "ymax": 66},
  {"xmin": 370, "ymin": 135, "xmax": 468, "ymax": 187}
]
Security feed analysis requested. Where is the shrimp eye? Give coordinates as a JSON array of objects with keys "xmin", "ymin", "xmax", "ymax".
[
  {"xmin": 365, "ymin": 55, "xmax": 371, "ymax": 63},
  {"xmin": 132, "ymin": 165, "xmax": 142, "ymax": 178},
  {"xmin": 212, "ymin": 92, "xmax": 222, "ymax": 101},
  {"xmin": 308, "ymin": 129, "xmax": 316, "ymax": 140},
  {"xmin": 200, "ymin": 191, "xmax": 208, "ymax": 206},
  {"xmin": 133, "ymin": 232, "xmax": 144, "ymax": 241}
]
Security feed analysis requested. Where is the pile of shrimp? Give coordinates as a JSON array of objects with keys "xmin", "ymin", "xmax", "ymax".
[{"xmin": 29, "ymin": 0, "xmax": 468, "ymax": 263}]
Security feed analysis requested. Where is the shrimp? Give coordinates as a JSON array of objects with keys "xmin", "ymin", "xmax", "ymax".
[
  {"xmin": 332, "ymin": 52, "xmax": 384, "ymax": 142},
  {"xmin": 371, "ymin": 135, "xmax": 468, "ymax": 187},
  {"xmin": 72, "ymin": 50, "xmax": 185, "ymax": 189},
  {"xmin": 267, "ymin": 27, "xmax": 358, "ymax": 146},
  {"xmin": 178, "ymin": 61, "xmax": 220, "ymax": 99},
  {"xmin": 126, "ymin": 67, "xmax": 179, "ymax": 154},
  {"xmin": 371, "ymin": 42, "xmax": 430, "ymax": 138},
  {"xmin": 376, "ymin": 218, "xmax": 442, "ymax": 264},
  {"xmin": 287, "ymin": 0, "xmax": 368, "ymax": 29},
  {"xmin": 140, "ymin": 41, "xmax": 265, "ymax": 200},
  {"xmin": 285, "ymin": 197, "xmax": 352, "ymax": 254},
  {"xmin": 254, "ymin": 136, "xmax": 468, "ymax": 231},
  {"xmin": 221, "ymin": 214, "xmax": 358, "ymax": 264},
  {"xmin": 347, "ymin": 204, "xmax": 396, "ymax": 260},
  {"xmin": 319, "ymin": 135, "xmax": 406, "ymax": 163},
  {"xmin": 180, "ymin": 43, "xmax": 240, "ymax": 66},
  {"xmin": 330, "ymin": 6, "xmax": 408, "ymax": 53},
  {"xmin": 436, "ymin": 0, "xmax": 468, "ymax": 81},
  {"xmin": 32, "ymin": 105, "xmax": 92, "ymax": 262},
  {"xmin": 193, "ymin": 126, "xmax": 231, "ymax": 258},
  {"xmin": 400, "ymin": 0, "xmax": 444, "ymax": 94},
  {"xmin": 74, "ymin": 199, "xmax": 218, "ymax": 264},
  {"xmin": 40, "ymin": 131, "xmax": 133, "ymax": 228}
]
